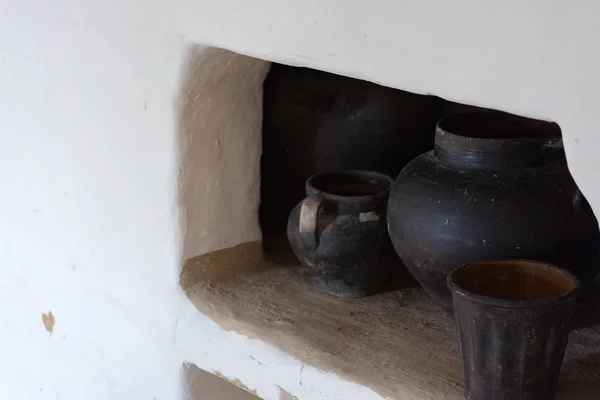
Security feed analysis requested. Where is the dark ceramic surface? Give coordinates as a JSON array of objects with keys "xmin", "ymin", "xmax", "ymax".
[
  {"xmin": 387, "ymin": 111, "xmax": 600, "ymax": 309},
  {"xmin": 287, "ymin": 170, "xmax": 398, "ymax": 297},
  {"xmin": 448, "ymin": 260, "xmax": 580, "ymax": 400}
]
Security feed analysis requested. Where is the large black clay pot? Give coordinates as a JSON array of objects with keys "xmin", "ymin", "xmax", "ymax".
[
  {"xmin": 387, "ymin": 111, "xmax": 600, "ymax": 309},
  {"xmin": 261, "ymin": 64, "xmax": 440, "ymax": 263},
  {"xmin": 287, "ymin": 170, "xmax": 396, "ymax": 297}
]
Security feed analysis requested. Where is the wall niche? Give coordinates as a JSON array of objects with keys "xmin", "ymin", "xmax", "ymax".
[{"xmin": 179, "ymin": 49, "xmax": 600, "ymax": 400}]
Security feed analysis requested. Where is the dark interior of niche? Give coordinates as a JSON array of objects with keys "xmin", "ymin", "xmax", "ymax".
[
  {"xmin": 258, "ymin": 62, "xmax": 600, "ymax": 323},
  {"xmin": 258, "ymin": 62, "xmax": 491, "ymax": 264}
]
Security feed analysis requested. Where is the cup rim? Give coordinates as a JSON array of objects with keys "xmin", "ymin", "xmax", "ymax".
[{"xmin": 446, "ymin": 259, "xmax": 581, "ymax": 308}]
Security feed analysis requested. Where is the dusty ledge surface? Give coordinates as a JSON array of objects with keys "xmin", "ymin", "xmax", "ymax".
[{"xmin": 181, "ymin": 242, "xmax": 600, "ymax": 400}]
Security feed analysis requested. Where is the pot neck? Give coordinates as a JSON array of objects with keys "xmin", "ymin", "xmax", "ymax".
[
  {"xmin": 306, "ymin": 170, "xmax": 392, "ymax": 212},
  {"xmin": 433, "ymin": 113, "xmax": 565, "ymax": 171}
]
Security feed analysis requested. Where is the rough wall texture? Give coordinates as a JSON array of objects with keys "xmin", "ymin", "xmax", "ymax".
[{"xmin": 178, "ymin": 47, "xmax": 269, "ymax": 260}]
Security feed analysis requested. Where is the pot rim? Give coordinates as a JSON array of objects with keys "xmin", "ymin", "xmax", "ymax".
[
  {"xmin": 436, "ymin": 110, "xmax": 562, "ymax": 143},
  {"xmin": 306, "ymin": 169, "xmax": 394, "ymax": 201},
  {"xmin": 447, "ymin": 259, "xmax": 581, "ymax": 308},
  {"xmin": 433, "ymin": 111, "xmax": 565, "ymax": 170}
]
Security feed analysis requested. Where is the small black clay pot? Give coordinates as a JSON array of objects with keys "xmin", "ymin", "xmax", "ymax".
[
  {"xmin": 261, "ymin": 64, "xmax": 440, "ymax": 263},
  {"xmin": 287, "ymin": 170, "xmax": 397, "ymax": 297},
  {"xmin": 448, "ymin": 259, "xmax": 581, "ymax": 400}
]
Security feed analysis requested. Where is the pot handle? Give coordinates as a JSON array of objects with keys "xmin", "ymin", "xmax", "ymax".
[{"xmin": 299, "ymin": 194, "xmax": 323, "ymax": 251}]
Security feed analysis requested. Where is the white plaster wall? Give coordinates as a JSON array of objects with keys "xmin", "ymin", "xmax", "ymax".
[
  {"xmin": 0, "ymin": 2, "xmax": 383, "ymax": 399},
  {"xmin": 0, "ymin": 2, "xmax": 187, "ymax": 397},
  {"xmin": 1, "ymin": 0, "xmax": 600, "ymax": 399}
]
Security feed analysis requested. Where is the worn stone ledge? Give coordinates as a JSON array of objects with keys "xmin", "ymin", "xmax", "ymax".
[{"xmin": 181, "ymin": 242, "xmax": 600, "ymax": 400}]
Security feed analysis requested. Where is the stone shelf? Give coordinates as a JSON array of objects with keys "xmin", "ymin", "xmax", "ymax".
[{"xmin": 181, "ymin": 242, "xmax": 600, "ymax": 400}]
